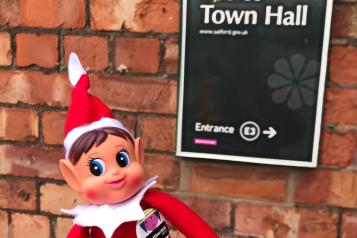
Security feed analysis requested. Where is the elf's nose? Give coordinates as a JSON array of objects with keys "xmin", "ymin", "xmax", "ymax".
[{"xmin": 110, "ymin": 168, "xmax": 120, "ymax": 176}]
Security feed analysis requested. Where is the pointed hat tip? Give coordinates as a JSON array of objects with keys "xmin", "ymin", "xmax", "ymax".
[{"xmin": 68, "ymin": 52, "xmax": 86, "ymax": 86}]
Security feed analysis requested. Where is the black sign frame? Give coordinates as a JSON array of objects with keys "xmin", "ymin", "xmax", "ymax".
[{"xmin": 176, "ymin": 0, "xmax": 334, "ymax": 167}]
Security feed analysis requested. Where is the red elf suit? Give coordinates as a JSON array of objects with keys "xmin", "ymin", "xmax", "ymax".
[{"xmin": 61, "ymin": 53, "xmax": 218, "ymax": 238}]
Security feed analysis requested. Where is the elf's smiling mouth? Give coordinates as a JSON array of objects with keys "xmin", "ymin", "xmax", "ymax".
[{"xmin": 106, "ymin": 176, "xmax": 127, "ymax": 189}]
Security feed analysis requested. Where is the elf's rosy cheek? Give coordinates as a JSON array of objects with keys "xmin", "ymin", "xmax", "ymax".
[
  {"xmin": 131, "ymin": 173, "xmax": 143, "ymax": 187},
  {"xmin": 84, "ymin": 189, "xmax": 97, "ymax": 200}
]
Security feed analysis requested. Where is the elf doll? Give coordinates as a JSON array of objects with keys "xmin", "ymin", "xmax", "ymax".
[{"xmin": 59, "ymin": 53, "xmax": 218, "ymax": 238}]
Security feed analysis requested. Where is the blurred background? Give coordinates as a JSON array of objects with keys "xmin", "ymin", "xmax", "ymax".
[{"xmin": 0, "ymin": 0, "xmax": 356, "ymax": 237}]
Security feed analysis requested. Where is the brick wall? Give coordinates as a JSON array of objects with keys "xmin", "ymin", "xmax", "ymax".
[{"xmin": 0, "ymin": 0, "xmax": 356, "ymax": 238}]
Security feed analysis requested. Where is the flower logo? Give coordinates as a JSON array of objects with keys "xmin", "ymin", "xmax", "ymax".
[{"xmin": 268, "ymin": 54, "xmax": 320, "ymax": 110}]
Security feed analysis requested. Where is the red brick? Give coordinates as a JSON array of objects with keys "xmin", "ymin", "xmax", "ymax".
[
  {"xmin": 134, "ymin": 0, "xmax": 179, "ymax": 33},
  {"xmin": 0, "ymin": 211, "xmax": 8, "ymax": 238},
  {"xmin": 0, "ymin": 108, "xmax": 38, "ymax": 141},
  {"xmin": 296, "ymin": 170, "xmax": 357, "ymax": 208},
  {"xmin": 11, "ymin": 213, "xmax": 50, "ymax": 238},
  {"xmin": 1, "ymin": 0, "xmax": 85, "ymax": 28},
  {"xmin": 175, "ymin": 195, "xmax": 231, "ymax": 230},
  {"xmin": 234, "ymin": 204, "xmax": 338, "ymax": 238},
  {"xmin": 319, "ymin": 130, "xmax": 357, "ymax": 167},
  {"xmin": 90, "ymin": 0, "xmax": 179, "ymax": 33},
  {"xmin": 0, "ymin": 178, "xmax": 36, "ymax": 210},
  {"xmin": 331, "ymin": 4, "xmax": 352, "ymax": 38},
  {"xmin": 22, "ymin": 0, "xmax": 84, "ymax": 28},
  {"xmin": 235, "ymin": 204, "xmax": 286, "ymax": 237},
  {"xmin": 342, "ymin": 212, "xmax": 357, "ymax": 238},
  {"xmin": 140, "ymin": 117, "xmax": 176, "ymax": 152},
  {"xmin": 90, "ymin": 0, "xmax": 135, "ymax": 31},
  {"xmin": 298, "ymin": 209, "xmax": 338, "ymax": 238},
  {"xmin": 164, "ymin": 39, "xmax": 178, "ymax": 74},
  {"xmin": 144, "ymin": 153, "xmax": 179, "ymax": 190},
  {"xmin": 0, "ymin": 145, "xmax": 63, "ymax": 180},
  {"xmin": 191, "ymin": 163, "xmax": 287, "ymax": 201},
  {"xmin": 42, "ymin": 111, "xmax": 66, "ymax": 145},
  {"xmin": 0, "ymin": 0, "xmax": 20, "ymax": 26},
  {"xmin": 64, "ymin": 36, "xmax": 108, "ymax": 71},
  {"xmin": 0, "ymin": 71, "xmax": 176, "ymax": 114},
  {"xmin": 330, "ymin": 46, "xmax": 357, "ymax": 85},
  {"xmin": 331, "ymin": 3, "xmax": 357, "ymax": 38},
  {"xmin": 0, "ymin": 71, "xmax": 70, "ymax": 107},
  {"xmin": 323, "ymin": 88, "xmax": 357, "ymax": 125},
  {"xmin": 40, "ymin": 183, "xmax": 84, "ymax": 215},
  {"xmin": 90, "ymin": 75, "xmax": 177, "ymax": 114},
  {"xmin": 115, "ymin": 37, "xmax": 160, "ymax": 73},
  {"xmin": 55, "ymin": 218, "xmax": 73, "ymax": 238},
  {"xmin": 0, "ymin": 32, "xmax": 12, "ymax": 65},
  {"xmin": 16, "ymin": 34, "xmax": 58, "ymax": 68}
]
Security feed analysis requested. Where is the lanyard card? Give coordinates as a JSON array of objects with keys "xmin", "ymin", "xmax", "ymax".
[{"xmin": 136, "ymin": 208, "xmax": 170, "ymax": 238}]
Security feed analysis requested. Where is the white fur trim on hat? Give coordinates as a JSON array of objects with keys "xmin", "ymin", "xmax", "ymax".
[{"xmin": 64, "ymin": 117, "xmax": 132, "ymax": 159}]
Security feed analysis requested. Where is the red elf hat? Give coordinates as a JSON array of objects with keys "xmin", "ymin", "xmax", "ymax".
[{"xmin": 63, "ymin": 53, "xmax": 131, "ymax": 158}]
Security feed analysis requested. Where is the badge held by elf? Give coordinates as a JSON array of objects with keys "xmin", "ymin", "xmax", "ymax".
[{"xmin": 59, "ymin": 53, "xmax": 218, "ymax": 238}]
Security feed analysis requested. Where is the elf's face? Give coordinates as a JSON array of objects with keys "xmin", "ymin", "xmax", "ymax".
[{"xmin": 60, "ymin": 135, "xmax": 145, "ymax": 205}]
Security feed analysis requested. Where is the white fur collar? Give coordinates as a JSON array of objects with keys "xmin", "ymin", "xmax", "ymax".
[{"xmin": 61, "ymin": 176, "xmax": 158, "ymax": 238}]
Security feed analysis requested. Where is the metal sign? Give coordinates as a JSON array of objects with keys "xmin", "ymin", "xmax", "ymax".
[{"xmin": 176, "ymin": 0, "xmax": 333, "ymax": 167}]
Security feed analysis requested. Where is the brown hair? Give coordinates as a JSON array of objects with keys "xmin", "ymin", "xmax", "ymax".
[{"xmin": 68, "ymin": 127, "xmax": 134, "ymax": 165}]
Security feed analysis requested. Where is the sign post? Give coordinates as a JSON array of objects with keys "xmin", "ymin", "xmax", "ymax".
[{"xmin": 176, "ymin": 0, "xmax": 333, "ymax": 167}]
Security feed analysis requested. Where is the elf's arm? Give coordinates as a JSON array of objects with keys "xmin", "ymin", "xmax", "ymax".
[
  {"xmin": 67, "ymin": 224, "xmax": 90, "ymax": 238},
  {"xmin": 142, "ymin": 189, "xmax": 219, "ymax": 238}
]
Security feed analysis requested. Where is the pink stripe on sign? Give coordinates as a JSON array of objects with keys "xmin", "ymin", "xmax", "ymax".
[{"xmin": 194, "ymin": 138, "xmax": 217, "ymax": 146}]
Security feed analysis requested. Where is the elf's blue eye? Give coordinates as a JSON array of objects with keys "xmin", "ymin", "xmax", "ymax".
[
  {"xmin": 89, "ymin": 159, "xmax": 106, "ymax": 176},
  {"xmin": 116, "ymin": 150, "xmax": 130, "ymax": 167}
]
